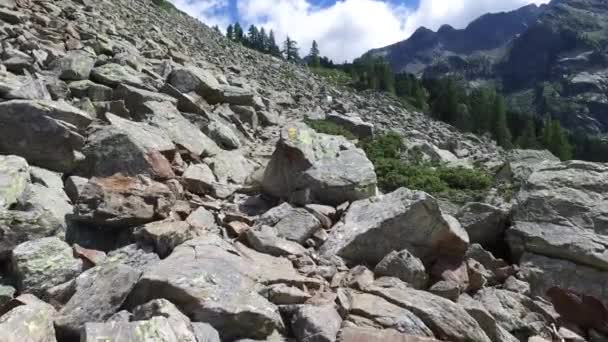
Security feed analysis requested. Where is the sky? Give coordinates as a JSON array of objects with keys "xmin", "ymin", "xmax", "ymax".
[{"xmin": 169, "ymin": 0, "xmax": 550, "ymax": 62}]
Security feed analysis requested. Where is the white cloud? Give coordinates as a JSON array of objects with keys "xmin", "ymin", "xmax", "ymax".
[
  {"xmin": 169, "ymin": 0, "xmax": 231, "ymax": 28},
  {"xmin": 174, "ymin": 0, "xmax": 551, "ymax": 62}
]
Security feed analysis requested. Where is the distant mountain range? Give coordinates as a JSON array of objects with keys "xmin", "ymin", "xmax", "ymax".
[{"xmin": 363, "ymin": 0, "xmax": 608, "ymax": 135}]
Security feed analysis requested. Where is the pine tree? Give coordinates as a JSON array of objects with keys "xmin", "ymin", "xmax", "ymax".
[
  {"xmin": 491, "ymin": 95, "xmax": 512, "ymax": 148},
  {"xmin": 247, "ymin": 25, "xmax": 259, "ymax": 49},
  {"xmin": 516, "ymin": 119, "xmax": 539, "ymax": 149},
  {"xmin": 309, "ymin": 40, "xmax": 321, "ymax": 67},
  {"xmin": 542, "ymin": 119, "xmax": 572, "ymax": 160},
  {"xmin": 226, "ymin": 24, "xmax": 234, "ymax": 41},
  {"xmin": 268, "ymin": 30, "xmax": 282, "ymax": 57},
  {"xmin": 233, "ymin": 22, "xmax": 244, "ymax": 43},
  {"xmin": 283, "ymin": 36, "xmax": 300, "ymax": 62},
  {"xmin": 259, "ymin": 27, "xmax": 268, "ymax": 53}
]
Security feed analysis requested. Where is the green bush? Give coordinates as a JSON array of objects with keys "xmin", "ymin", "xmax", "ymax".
[
  {"xmin": 436, "ymin": 166, "xmax": 492, "ymax": 190},
  {"xmin": 304, "ymin": 119, "xmax": 356, "ymax": 140},
  {"xmin": 359, "ymin": 132, "xmax": 404, "ymax": 161},
  {"xmin": 360, "ymin": 133, "xmax": 493, "ymax": 197}
]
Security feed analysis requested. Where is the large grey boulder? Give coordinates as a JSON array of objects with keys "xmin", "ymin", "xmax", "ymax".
[
  {"xmin": 458, "ymin": 294, "xmax": 520, "ymax": 342},
  {"xmin": 507, "ymin": 161, "xmax": 608, "ymax": 297},
  {"xmin": 0, "ymin": 155, "xmax": 29, "ymax": 209},
  {"xmin": 91, "ymin": 63, "xmax": 146, "ymax": 88},
  {"xmin": 0, "ymin": 294, "xmax": 58, "ymax": 342},
  {"xmin": 343, "ymin": 290, "xmax": 433, "ymax": 336},
  {"xmin": 519, "ymin": 252, "xmax": 608, "ymax": 302},
  {"xmin": 456, "ymin": 202, "xmax": 509, "ymax": 247},
  {"xmin": 82, "ymin": 317, "xmax": 180, "ymax": 342},
  {"xmin": 366, "ymin": 278, "xmax": 491, "ymax": 342},
  {"xmin": 18, "ymin": 183, "xmax": 73, "ymax": 228},
  {"xmin": 497, "ymin": 149, "xmax": 560, "ymax": 183},
  {"xmin": 473, "ymin": 288, "xmax": 554, "ymax": 340},
  {"xmin": 71, "ymin": 175, "xmax": 175, "ymax": 228},
  {"xmin": 244, "ymin": 225, "xmax": 308, "ymax": 256},
  {"xmin": 54, "ymin": 50, "xmax": 96, "ymax": 81},
  {"xmin": 134, "ymin": 219, "xmax": 202, "ymax": 258},
  {"xmin": 127, "ymin": 234, "xmax": 317, "ymax": 340},
  {"xmin": 0, "ymin": 209, "xmax": 64, "ymax": 259},
  {"xmin": 289, "ymin": 304, "xmax": 343, "ymax": 342},
  {"xmin": 131, "ymin": 299, "xmax": 209, "ymax": 342},
  {"xmin": 168, "ymin": 66, "xmax": 221, "ymax": 95},
  {"xmin": 374, "ymin": 250, "xmax": 428, "ymax": 289},
  {"xmin": 263, "ymin": 123, "xmax": 377, "ymax": 206},
  {"xmin": 326, "ymin": 112, "xmax": 374, "ymax": 139},
  {"xmin": 11, "ymin": 237, "xmax": 82, "ymax": 295},
  {"xmin": 337, "ymin": 327, "xmax": 442, "ymax": 342},
  {"xmin": 320, "ymin": 188, "xmax": 469, "ymax": 266},
  {"xmin": 81, "ymin": 113, "xmax": 176, "ymax": 179},
  {"xmin": 54, "ymin": 263, "xmax": 142, "ymax": 340},
  {"xmin": 272, "ymin": 207, "xmax": 322, "ymax": 244},
  {"xmin": 0, "ymin": 100, "xmax": 92, "ymax": 172},
  {"xmin": 141, "ymin": 101, "xmax": 220, "ymax": 157},
  {"xmin": 113, "ymin": 84, "xmax": 177, "ymax": 117}
]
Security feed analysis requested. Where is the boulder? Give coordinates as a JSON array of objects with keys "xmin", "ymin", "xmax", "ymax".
[
  {"xmin": 507, "ymin": 161, "xmax": 608, "ymax": 297},
  {"xmin": 344, "ymin": 291, "xmax": 433, "ymax": 336},
  {"xmin": 205, "ymin": 150, "xmax": 257, "ymax": 185},
  {"xmin": 0, "ymin": 155, "xmax": 29, "ymax": 209},
  {"xmin": 366, "ymin": 278, "xmax": 491, "ymax": 342},
  {"xmin": 456, "ymin": 202, "xmax": 509, "ymax": 246},
  {"xmin": 338, "ymin": 327, "xmax": 442, "ymax": 342},
  {"xmin": 320, "ymin": 188, "xmax": 469, "ymax": 266},
  {"xmin": 497, "ymin": 149, "xmax": 560, "ymax": 183},
  {"xmin": 474, "ymin": 288, "xmax": 554, "ymax": 340},
  {"xmin": 105, "ymin": 244, "xmax": 160, "ymax": 271},
  {"xmin": 0, "ymin": 209, "xmax": 64, "ymax": 259},
  {"xmin": 272, "ymin": 207, "xmax": 322, "ymax": 244},
  {"xmin": 168, "ymin": 66, "xmax": 221, "ymax": 95},
  {"xmin": 68, "ymin": 80, "xmax": 113, "ymax": 101},
  {"xmin": 81, "ymin": 113, "xmax": 176, "ymax": 179},
  {"xmin": 54, "ymin": 263, "xmax": 142, "ymax": 340},
  {"xmin": 82, "ymin": 317, "xmax": 181, "ymax": 342},
  {"xmin": 244, "ymin": 225, "xmax": 308, "ymax": 256},
  {"xmin": 71, "ymin": 175, "xmax": 175, "ymax": 228},
  {"xmin": 141, "ymin": 101, "xmax": 220, "ymax": 157},
  {"xmin": 374, "ymin": 250, "xmax": 428, "ymax": 289},
  {"xmin": 0, "ymin": 100, "xmax": 92, "ymax": 172},
  {"xmin": 127, "ymin": 234, "xmax": 317, "ymax": 340},
  {"xmin": 131, "ymin": 299, "xmax": 205, "ymax": 342},
  {"xmin": 11, "ymin": 237, "xmax": 82, "ymax": 295},
  {"xmin": 18, "ymin": 183, "xmax": 73, "ymax": 228},
  {"xmin": 458, "ymin": 294, "xmax": 520, "ymax": 342},
  {"xmin": 182, "ymin": 163, "xmax": 217, "ymax": 194},
  {"xmin": 0, "ymin": 294, "xmax": 58, "ymax": 342},
  {"xmin": 326, "ymin": 112, "xmax": 374, "ymax": 139},
  {"xmin": 263, "ymin": 284, "xmax": 311, "ymax": 305},
  {"xmin": 55, "ymin": 50, "xmax": 96, "ymax": 81},
  {"xmin": 64, "ymin": 175, "xmax": 88, "ymax": 203},
  {"xmin": 113, "ymin": 84, "xmax": 177, "ymax": 117},
  {"xmin": 185, "ymin": 207, "xmax": 217, "ymax": 231},
  {"xmin": 263, "ymin": 123, "xmax": 377, "ymax": 206},
  {"xmin": 134, "ymin": 219, "xmax": 201, "ymax": 258},
  {"xmin": 29, "ymin": 166, "xmax": 63, "ymax": 190},
  {"xmin": 91, "ymin": 63, "xmax": 146, "ymax": 88},
  {"xmin": 289, "ymin": 304, "xmax": 343, "ymax": 342},
  {"xmin": 519, "ymin": 252, "xmax": 608, "ymax": 302}
]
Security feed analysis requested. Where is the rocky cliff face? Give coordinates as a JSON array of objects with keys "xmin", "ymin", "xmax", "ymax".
[
  {"xmin": 365, "ymin": 0, "xmax": 608, "ymax": 135},
  {"xmin": 0, "ymin": 0, "xmax": 607, "ymax": 341}
]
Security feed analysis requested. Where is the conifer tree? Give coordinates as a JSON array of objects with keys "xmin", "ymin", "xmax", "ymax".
[
  {"xmin": 309, "ymin": 40, "xmax": 321, "ymax": 67},
  {"xmin": 491, "ymin": 95, "xmax": 512, "ymax": 148},
  {"xmin": 226, "ymin": 24, "xmax": 234, "ymax": 41},
  {"xmin": 283, "ymin": 36, "xmax": 300, "ymax": 62},
  {"xmin": 233, "ymin": 22, "xmax": 244, "ymax": 43},
  {"xmin": 268, "ymin": 30, "xmax": 282, "ymax": 57},
  {"xmin": 516, "ymin": 119, "xmax": 539, "ymax": 149},
  {"xmin": 542, "ymin": 119, "xmax": 572, "ymax": 160},
  {"xmin": 247, "ymin": 25, "xmax": 259, "ymax": 48},
  {"xmin": 259, "ymin": 27, "xmax": 268, "ymax": 52}
]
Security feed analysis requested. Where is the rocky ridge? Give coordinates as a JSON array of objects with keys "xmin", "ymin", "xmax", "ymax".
[{"xmin": 0, "ymin": 0, "xmax": 607, "ymax": 341}]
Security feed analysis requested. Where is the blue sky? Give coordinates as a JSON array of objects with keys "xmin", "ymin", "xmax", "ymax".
[{"xmin": 170, "ymin": 0, "xmax": 548, "ymax": 61}]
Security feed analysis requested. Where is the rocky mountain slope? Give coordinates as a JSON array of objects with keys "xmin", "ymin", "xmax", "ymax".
[
  {"xmin": 0, "ymin": 0, "xmax": 607, "ymax": 341},
  {"xmin": 364, "ymin": 0, "xmax": 608, "ymax": 135}
]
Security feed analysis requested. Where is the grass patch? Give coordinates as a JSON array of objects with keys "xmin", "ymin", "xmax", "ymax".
[
  {"xmin": 310, "ymin": 67, "xmax": 352, "ymax": 88},
  {"xmin": 304, "ymin": 119, "xmax": 357, "ymax": 140}
]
